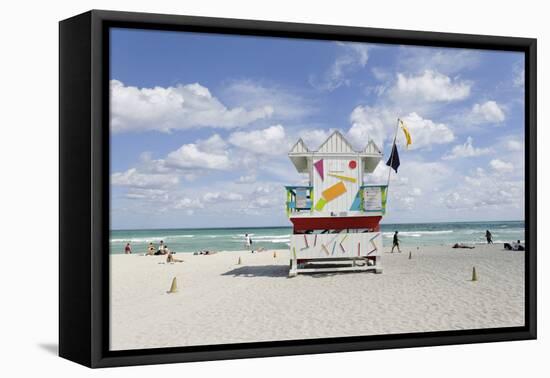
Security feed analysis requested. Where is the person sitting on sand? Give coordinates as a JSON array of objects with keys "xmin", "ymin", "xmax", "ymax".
[
  {"xmin": 155, "ymin": 240, "xmax": 165, "ymax": 255},
  {"xmin": 452, "ymin": 243, "xmax": 475, "ymax": 249},
  {"xmin": 391, "ymin": 231, "xmax": 402, "ymax": 253},
  {"xmin": 505, "ymin": 240, "xmax": 525, "ymax": 251},
  {"xmin": 146, "ymin": 242, "xmax": 155, "ymax": 256},
  {"xmin": 485, "ymin": 230, "xmax": 493, "ymax": 244},
  {"xmin": 124, "ymin": 243, "xmax": 132, "ymax": 254},
  {"xmin": 516, "ymin": 240, "xmax": 525, "ymax": 251},
  {"xmin": 166, "ymin": 250, "xmax": 183, "ymax": 263}
]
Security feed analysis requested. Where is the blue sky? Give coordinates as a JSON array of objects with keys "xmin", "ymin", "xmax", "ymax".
[{"xmin": 110, "ymin": 28, "xmax": 525, "ymax": 230}]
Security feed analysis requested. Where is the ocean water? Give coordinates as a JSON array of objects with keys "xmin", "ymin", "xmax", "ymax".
[{"xmin": 110, "ymin": 220, "xmax": 524, "ymax": 255}]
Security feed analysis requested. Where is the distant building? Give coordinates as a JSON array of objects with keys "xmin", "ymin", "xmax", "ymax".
[{"xmin": 285, "ymin": 131, "xmax": 387, "ymax": 276}]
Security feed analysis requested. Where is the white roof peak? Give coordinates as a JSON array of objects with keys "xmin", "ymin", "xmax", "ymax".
[
  {"xmin": 317, "ymin": 130, "xmax": 355, "ymax": 154},
  {"xmin": 289, "ymin": 138, "xmax": 309, "ymax": 154}
]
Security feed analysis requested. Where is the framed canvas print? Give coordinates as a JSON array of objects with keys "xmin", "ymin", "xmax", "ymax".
[{"xmin": 59, "ymin": 10, "xmax": 537, "ymax": 368}]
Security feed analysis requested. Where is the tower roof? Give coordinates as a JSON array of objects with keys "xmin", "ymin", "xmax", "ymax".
[
  {"xmin": 317, "ymin": 130, "xmax": 355, "ymax": 154},
  {"xmin": 289, "ymin": 138, "xmax": 309, "ymax": 154},
  {"xmin": 288, "ymin": 130, "xmax": 383, "ymax": 174}
]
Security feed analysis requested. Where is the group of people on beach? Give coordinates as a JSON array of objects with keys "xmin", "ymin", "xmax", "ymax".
[
  {"xmin": 390, "ymin": 229, "xmax": 524, "ymax": 251},
  {"xmin": 144, "ymin": 240, "xmax": 170, "ymax": 256},
  {"xmin": 123, "ymin": 241, "xmax": 183, "ymax": 262}
]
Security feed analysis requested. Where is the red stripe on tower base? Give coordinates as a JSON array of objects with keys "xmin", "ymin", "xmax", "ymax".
[{"xmin": 290, "ymin": 216, "xmax": 382, "ymax": 233}]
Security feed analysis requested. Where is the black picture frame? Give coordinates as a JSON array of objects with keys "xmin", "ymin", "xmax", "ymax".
[{"xmin": 59, "ymin": 9, "xmax": 537, "ymax": 368}]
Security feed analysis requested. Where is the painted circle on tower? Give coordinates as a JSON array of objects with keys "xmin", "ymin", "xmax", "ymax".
[{"xmin": 349, "ymin": 160, "xmax": 357, "ymax": 169}]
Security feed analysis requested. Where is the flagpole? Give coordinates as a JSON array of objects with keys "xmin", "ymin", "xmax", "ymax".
[{"xmin": 386, "ymin": 118, "xmax": 401, "ymax": 192}]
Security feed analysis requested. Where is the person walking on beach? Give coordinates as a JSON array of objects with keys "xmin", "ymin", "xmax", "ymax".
[
  {"xmin": 485, "ymin": 230, "xmax": 493, "ymax": 244},
  {"xmin": 124, "ymin": 243, "xmax": 132, "ymax": 254},
  {"xmin": 391, "ymin": 231, "xmax": 402, "ymax": 253}
]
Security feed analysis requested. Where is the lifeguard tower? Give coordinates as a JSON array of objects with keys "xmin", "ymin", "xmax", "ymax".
[{"xmin": 285, "ymin": 131, "xmax": 387, "ymax": 276}]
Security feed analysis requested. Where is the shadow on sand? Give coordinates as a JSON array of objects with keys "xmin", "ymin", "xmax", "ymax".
[
  {"xmin": 222, "ymin": 264, "xmax": 373, "ymax": 278},
  {"xmin": 222, "ymin": 265, "xmax": 289, "ymax": 278}
]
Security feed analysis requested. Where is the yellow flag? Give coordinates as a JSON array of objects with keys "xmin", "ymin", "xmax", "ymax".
[{"xmin": 400, "ymin": 119, "xmax": 412, "ymax": 148}]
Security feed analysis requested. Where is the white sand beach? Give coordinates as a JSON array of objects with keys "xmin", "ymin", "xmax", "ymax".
[{"xmin": 110, "ymin": 244, "xmax": 525, "ymax": 351}]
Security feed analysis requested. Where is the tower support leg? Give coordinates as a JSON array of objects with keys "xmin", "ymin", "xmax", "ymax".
[{"xmin": 289, "ymin": 257, "xmax": 298, "ymax": 277}]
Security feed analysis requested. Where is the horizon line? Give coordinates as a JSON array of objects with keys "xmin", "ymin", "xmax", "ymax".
[{"xmin": 111, "ymin": 219, "xmax": 524, "ymax": 232}]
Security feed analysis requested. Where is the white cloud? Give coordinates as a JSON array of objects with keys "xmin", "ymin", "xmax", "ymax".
[
  {"xmin": 443, "ymin": 137, "xmax": 491, "ymax": 160},
  {"xmin": 348, "ymin": 107, "xmax": 454, "ymax": 151},
  {"xmin": 310, "ymin": 42, "xmax": 370, "ymax": 91},
  {"xmin": 365, "ymin": 160, "xmax": 453, "ymax": 211},
  {"xmin": 165, "ymin": 138, "xmax": 232, "ymax": 171},
  {"xmin": 469, "ymin": 101, "xmax": 506, "ymax": 124},
  {"xmin": 196, "ymin": 134, "xmax": 227, "ymax": 151},
  {"xmin": 228, "ymin": 125, "xmax": 289, "ymax": 155},
  {"xmin": 397, "ymin": 47, "xmax": 480, "ymax": 75},
  {"xmin": 110, "ymin": 80, "xmax": 273, "ymax": 133},
  {"xmin": 443, "ymin": 167, "xmax": 523, "ymax": 211},
  {"xmin": 391, "ymin": 70, "xmax": 471, "ymax": 102},
  {"xmin": 513, "ymin": 65, "xmax": 525, "ymax": 88},
  {"xmin": 400, "ymin": 113, "xmax": 455, "ymax": 149},
  {"xmin": 111, "ymin": 168, "xmax": 179, "ymax": 189},
  {"xmin": 202, "ymin": 192, "xmax": 244, "ymax": 203},
  {"xmin": 236, "ymin": 174, "xmax": 257, "ymax": 184},
  {"xmin": 489, "ymin": 159, "xmax": 514, "ymax": 173},
  {"xmin": 299, "ymin": 128, "xmax": 333, "ymax": 150},
  {"xmin": 174, "ymin": 197, "xmax": 204, "ymax": 210},
  {"xmin": 222, "ymin": 80, "xmax": 315, "ymax": 120},
  {"xmin": 124, "ymin": 188, "xmax": 170, "ymax": 202},
  {"xmin": 505, "ymin": 139, "xmax": 523, "ymax": 152},
  {"xmin": 348, "ymin": 106, "xmax": 392, "ymax": 149}
]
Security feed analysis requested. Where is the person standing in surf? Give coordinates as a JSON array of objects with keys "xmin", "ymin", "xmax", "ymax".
[
  {"xmin": 245, "ymin": 233, "xmax": 254, "ymax": 253},
  {"xmin": 485, "ymin": 230, "xmax": 493, "ymax": 244}
]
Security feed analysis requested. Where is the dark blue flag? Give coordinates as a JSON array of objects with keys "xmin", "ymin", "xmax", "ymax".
[{"xmin": 386, "ymin": 143, "xmax": 400, "ymax": 173}]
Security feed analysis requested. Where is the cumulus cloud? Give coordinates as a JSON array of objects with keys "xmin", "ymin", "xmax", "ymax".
[
  {"xmin": 299, "ymin": 128, "xmax": 333, "ymax": 150},
  {"xmin": 348, "ymin": 106, "xmax": 393, "ymax": 149},
  {"xmin": 468, "ymin": 101, "xmax": 506, "ymax": 124},
  {"xmin": 397, "ymin": 47, "xmax": 480, "ymax": 75},
  {"xmin": 365, "ymin": 160, "xmax": 452, "ymax": 211},
  {"xmin": 310, "ymin": 42, "xmax": 370, "ymax": 91},
  {"xmin": 513, "ymin": 64, "xmax": 525, "ymax": 88},
  {"xmin": 124, "ymin": 188, "xmax": 170, "ymax": 202},
  {"xmin": 111, "ymin": 168, "xmax": 179, "ymax": 189},
  {"xmin": 400, "ymin": 113, "xmax": 455, "ymax": 149},
  {"xmin": 443, "ymin": 137, "xmax": 491, "ymax": 160},
  {"xmin": 505, "ymin": 139, "xmax": 523, "ymax": 152},
  {"xmin": 490, "ymin": 159, "xmax": 514, "ymax": 173},
  {"xmin": 228, "ymin": 125, "xmax": 289, "ymax": 155},
  {"xmin": 236, "ymin": 174, "xmax": 257, "ymax": 184},
  {"xmin": 202, "ymin": 192, "xmax": 244, "ymax": 203},
  {"xmin": 443, "ymin": 167, "xmax": 523, "ymax": 211},
  {"xmin": 390, "ymin": 70, "xmax": 471, "ymax": 102},
  {"xmin": 222, "ymin": 80, "xmax": 315, "ymax": 120},
  {"xmin": 165, "ymin": 136, "xmax": 232, "ymax": 171},
  {"xmin": 174, "ymin": 197, "xmax": 204, "ymax": 210},
  {"xmin": 110, "ymin": 80, "xmax": 273, "ymax": 133},
  {"xmin": 348, "ymin": 107, "xmax": 454, "ymax": 151}
]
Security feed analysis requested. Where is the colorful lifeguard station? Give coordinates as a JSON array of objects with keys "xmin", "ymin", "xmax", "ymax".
[{"xmin": 285, "ymin": 131, "xmax": 387, "ymax": 276}]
